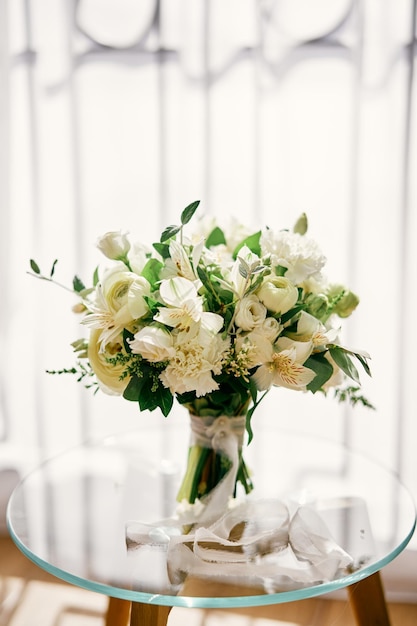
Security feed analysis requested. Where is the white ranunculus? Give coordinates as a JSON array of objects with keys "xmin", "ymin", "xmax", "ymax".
[
  {"xmin": 88, "ymin": 330, "xmax": 129, "ymax": 395},
  {"xmin": 96, "ymin": 231, "xmax": 130, "ymax": 261},
  {"xmin": 257, "ymin": 276, "xmax": 298, "ymax": 315},
  {"xmin": 128, "ymin": 326, "xmax": 174, "ymax": 362},
  {"xmin": 234, "ymin": 295, "xmax": 267, "ymax": 331},
  {"xmin": 102, "ymin": 267, "xmax": 150, "ymax": 322}
]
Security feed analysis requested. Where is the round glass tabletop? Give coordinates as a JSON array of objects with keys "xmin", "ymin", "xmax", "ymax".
[{"xmin": 7, "ymin": 425, "xmax": 416, "ymax": 609}]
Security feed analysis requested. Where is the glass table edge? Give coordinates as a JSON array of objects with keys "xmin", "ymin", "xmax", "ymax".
[{"xmin": 6, "ymin": 502, "xmax": 416, "ymax": 610}]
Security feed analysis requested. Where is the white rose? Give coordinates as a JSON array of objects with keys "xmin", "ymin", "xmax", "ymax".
[
  {"xmin": 96, "ymin": 231, "xmax": 130, "ymax": 261},
  {"xmin": 260, "ymin": 317, "xmax": 282, "ymax": 342},
  {"xmin": 235, "ymin": 295, "xmax": 267, "ymax": 331},
  {"xmin": 129, "ymin": 326, "xmax": 174, "ymax": 362},
  {"xmin": 257, "ymin": 276, "xmax": 298, "ymax": 315}
]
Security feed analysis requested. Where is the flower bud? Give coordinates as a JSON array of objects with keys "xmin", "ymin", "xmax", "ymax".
[
  {"xmin": 257, "ymin": 276, "xmax": 298, "ymax": 315},
  {"xmin": 96, "ymin": 231, "xmax": 131, "ymax": 261},
  {"xmin": 328, "ymin": 284, "xmax": 360, "ymax": 318}
]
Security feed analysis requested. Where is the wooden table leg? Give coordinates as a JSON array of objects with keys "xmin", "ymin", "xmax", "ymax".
[
  {"xmin": 130, "ymin": 602, "xmax": 171, "ymax": 626},
  {"xmin": 105, "ymin": 597, "xmax": 132, "ymax": 626},
  {"xmin": 348, "ymin": 571, "xmax": 391, "ymax": 626}
]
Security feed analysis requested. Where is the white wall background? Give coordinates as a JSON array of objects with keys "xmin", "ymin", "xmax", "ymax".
[{"xmin": 0, "ymin": 0, "xmax": 416, "ymax": 599}]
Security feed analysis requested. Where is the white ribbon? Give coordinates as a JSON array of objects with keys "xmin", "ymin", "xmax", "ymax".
[
  {"xmin": 126, "ymin": 498, "xmax": 355, "ymax": 593},
  {"xmin": 186, "ymin": 414, "xmax": 246, "ymax": 524},
  {"xmin": 125, "ymin": 416, "xmax": 358, "ymax": 593}
]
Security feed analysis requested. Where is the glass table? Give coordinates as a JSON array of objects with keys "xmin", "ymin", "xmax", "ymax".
[{"xmin": 7, "ymin": 426, "xmax": 416, "ymax": 626}]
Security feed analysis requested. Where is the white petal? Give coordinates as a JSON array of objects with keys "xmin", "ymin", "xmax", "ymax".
[{"xmin": 159, "ymin": 277, "xmax": 197, "ymax": 307}]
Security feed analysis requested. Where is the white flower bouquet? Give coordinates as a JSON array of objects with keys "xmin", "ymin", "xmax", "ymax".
[{"xmin": 30, "ymin": 201, "xmax": 371, "ymax": 505}]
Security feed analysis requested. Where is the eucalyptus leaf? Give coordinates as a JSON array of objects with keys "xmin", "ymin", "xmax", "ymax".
[{"xmin": 181, "ymin": 200, "xmax": 200, "ymax": 225}]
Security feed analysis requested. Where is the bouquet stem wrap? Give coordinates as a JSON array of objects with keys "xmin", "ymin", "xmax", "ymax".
[{"xmin": 176, "ymin": 413, "xmax": 253, "ymax": 518}]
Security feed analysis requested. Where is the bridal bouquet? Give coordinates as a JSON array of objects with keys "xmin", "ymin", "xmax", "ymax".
[{"xmin": 30, "ymin": 201, "xmax": 371, "ymax": 506}]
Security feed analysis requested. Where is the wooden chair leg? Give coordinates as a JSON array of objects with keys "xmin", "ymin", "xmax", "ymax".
[
  {"xmin": 129, "ymin": 602, "xmax": 171, "ymax": 626},
  {"xmin": 347, "ymin": 571, "xmax": 391, "ymax": 626},
  {"xmin": 105, "ymin": 597, "xmax": 131, "ymax": 626}
]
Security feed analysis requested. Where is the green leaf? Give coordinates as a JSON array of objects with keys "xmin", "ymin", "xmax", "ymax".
[
  {"xmin": 180, "ymin": 200, "xmax": 200, "ymax": 225},
  {"xmin": 233, "ymin": 231, "xmax": 262, "ymax": 258},
  {"xmin": 305, "ymin": 353, "xmax": 334, "ymax": 393},
  {"xmin": 141, "ymin": 257, "xmax": 163, "ymax": 289},
  {"xmin": 123, "ymin": 375, "xmax": 144, "ymax": 402},
  {"xmin": 245, "ymin": 385, "xmax": 269, "ymax": 445},
  {"xmin": 160, "ymin": 224, "xmax": 181, "ymax": 243},
  {"xmin": 122, "ymin": 328, "xmax": 135, "ymax": 353},
  {"xmin": 152, "ymin": 242, "xmax": 171, "ymax": 259},
  {"xmin": 280, "ymin": 304, "xmax": 304, "ymax": 324},
  {"xmin": 275, "ymin": 265, "xmax": 288, "ymax": 277},
  {"xmin": 329, "ymin": 346, "xmax": 360, "ymax": 384},
  {"xmin": 158, "ymin": 387, "xmax": 174, "ymax": 417},
  {"xmin": 50, "ymin": 259, "xmax": 58, "ymax": 277},
  {"xmin": 30, "ymin": 259, "xmax": 41, "ymax": 274},
  {"xmin": 206, "ymin": 226, "xmax": 226, "ymax": 248},
  {"xmin": 355, "ymin": 352, "xmax": 372, "ymax": 377},
  {"xmin": 73, "ymin": 275, "xmax": 86, "ymax": 293},
  {"xmin": 93, "ymin": 266, "xmax": 99, "ymax": 286},
  {"xmin": 138, "ymin": 382, "xmax": 174, "ymax": 416}
]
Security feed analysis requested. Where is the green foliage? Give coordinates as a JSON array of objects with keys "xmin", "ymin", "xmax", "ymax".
[
  {"xmin": 73, "ymin": 275, "xmax": 85, "ymax": 293},
  {"xmin": 334, "ymin": 385, "xmax": 375, "ymax": 410},
  {"xmin": 233, "ymin": 231, "xmax": 262, "ymax": 258},
  {"xmin": 141, "ymin": 257, "xmax": 163, "ymax": 290},
  {"xmin": 160, "ymin": 200, "xmax": 200, "ymax": 243},
  {"xmin": 30, "ymin": 259, "xmax": 41, "ymax": 274},
  {"xmin": 305, "ymin": 353, "xmax": 334, "ymax": 393},
  {"xmin": 206, "ymin": 226, "xmax": 226, "ymax": 248},
  {"xmin": 46, "ymin": 361, "xmax": 97, "ymax": 390},
  {"xmin": 181, "ymin": 200, "xmax": 200, "ymax": 225},
  {"xmin": 329, "ymin": 345, "xmax": 360, "ymax": 384}
]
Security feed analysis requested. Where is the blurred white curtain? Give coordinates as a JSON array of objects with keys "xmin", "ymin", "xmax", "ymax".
[{"xmin": 0, "ymin": 0, "xmax": 416, "ymax": 595}]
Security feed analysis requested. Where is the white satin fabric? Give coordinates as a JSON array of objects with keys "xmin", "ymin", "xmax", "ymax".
[{"xmin": 126, "ymin": 415, "xmax": 355, "ymax": 592}]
